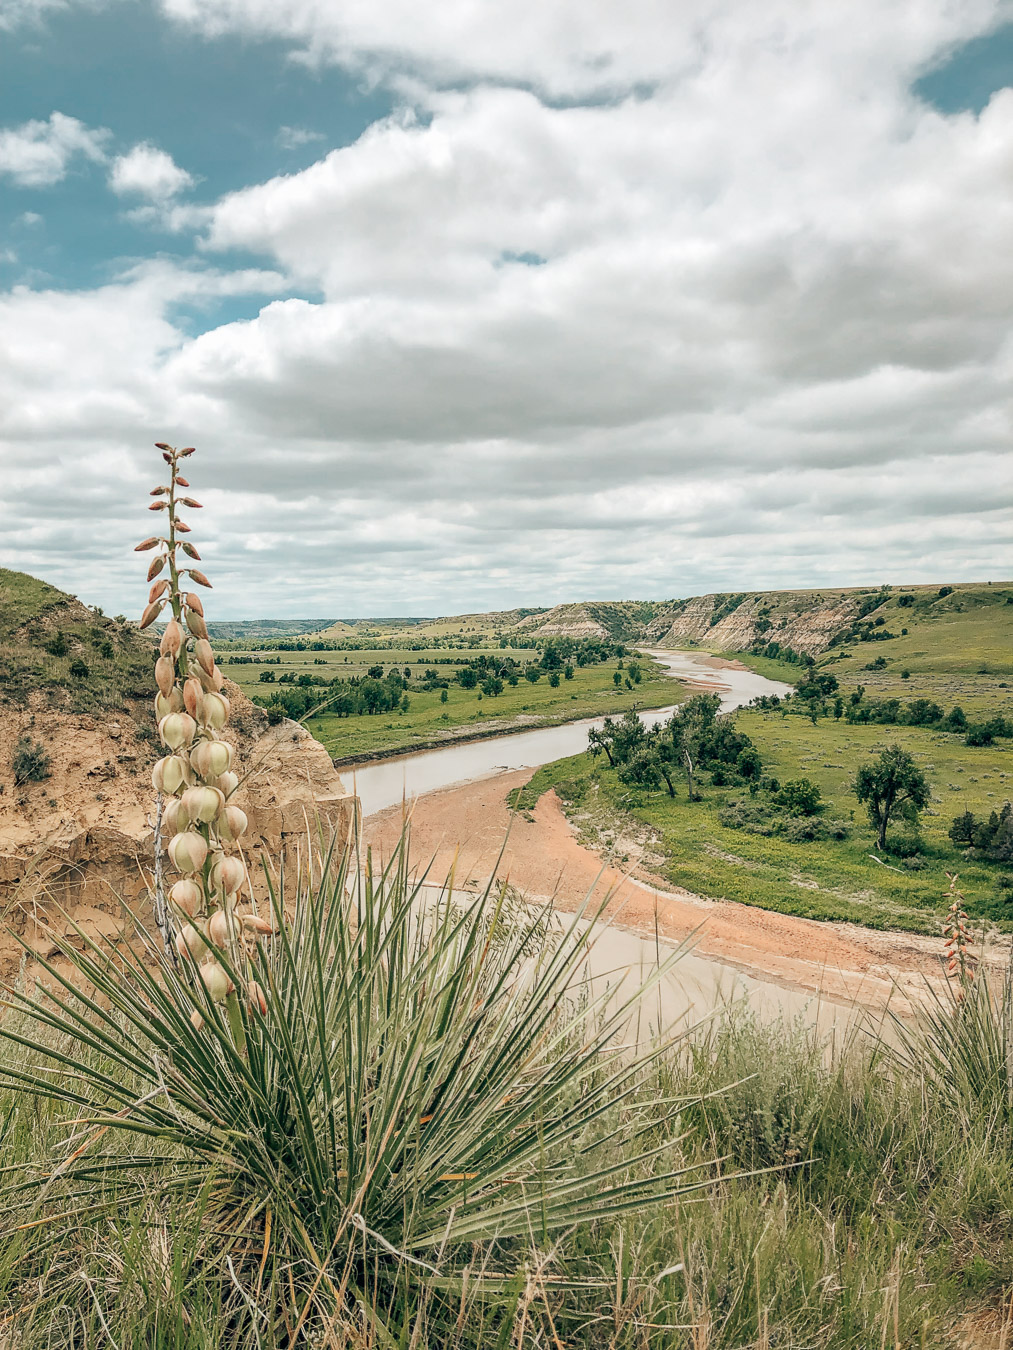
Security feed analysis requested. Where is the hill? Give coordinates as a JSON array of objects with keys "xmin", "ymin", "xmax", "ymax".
[{"xmin": 0, "ymin": 567, "xmax": 154, "ymax": 712}]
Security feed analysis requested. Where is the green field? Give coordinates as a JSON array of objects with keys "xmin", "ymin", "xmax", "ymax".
[
  {"xmin": 305, "ymin": 656, "xmax": 679, "ymax": 760},
  {"xmin": 517, "ymin": 706, "xmax": 1012, "ymax": 932}
]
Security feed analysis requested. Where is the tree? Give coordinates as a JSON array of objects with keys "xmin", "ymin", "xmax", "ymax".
[
  {"xmin": 440, "ymin": 689, "xmax": 448, "ymax": 704},
  {"xmin": 367, "ymin": 664, "xmax": 384, "ymax": 679},
  {"xmin": 564, "ymin": 664, "xmax": 574, "ymax": 680},
  {"xmin": 613, "ymin": 670, "xmax": 622, "ymax": 687},
  {"xmin": 949, "ymin": 809, "xmax": 977, "ymax": 846},
  {"xmin": 664, "ymin": 694, "xmax": 720, "ymax": 800},
  {"xmin": 548, "ymin": 671, "xmax": 560, "ymax": 688},
  {"xmin": 618, "ymin": 747, "xmax": 663, "ymax": 794},
  {"xmin": 457, "ymin": 667, "xmax": 479, "ymax": 689},
  {"xmin": 259, "ymin": 670, "xmax": 276, "ymax": 682},
  {"xmin": 854, "ymin": 745, "xmax": 931, "ymax": 850}
]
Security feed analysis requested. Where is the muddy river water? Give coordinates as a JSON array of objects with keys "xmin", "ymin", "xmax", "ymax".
[{"xmin": 350, "ymin": 648, "xmax": 794, "ymax": 819}]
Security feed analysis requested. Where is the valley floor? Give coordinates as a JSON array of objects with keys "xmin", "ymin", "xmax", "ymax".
[{"xmin": 362, "ymin": 768, "xmax": 963, "ymax": 1013}]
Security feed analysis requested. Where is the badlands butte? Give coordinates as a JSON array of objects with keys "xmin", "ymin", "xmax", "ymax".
[{"xmin": 1, "ymin": 567, "xmax": 1010, "ymax": 981}]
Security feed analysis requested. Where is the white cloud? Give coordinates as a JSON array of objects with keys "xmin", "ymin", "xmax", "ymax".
[
  {"xmin": 109, "ymin": 142, "xmax": 194, "ymax": 201},
  {"xmin": 276, "ymin": 125, "xmax": 325, "ymax": 150},
  {"xmin": 1, "ymin": 0, "xmax": 1011, "ymax": 614},
  {"xmin": 0, "ymin": 111, "xmax": 109, "ymax": 187},
  {"xmin": 159, "ymin": 0, "xmax": 1007, "ymax": 98}
]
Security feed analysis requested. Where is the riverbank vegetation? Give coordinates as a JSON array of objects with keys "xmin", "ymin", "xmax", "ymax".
[
  {"xmin": 222, "ymin": 639, "xmax": 681, "ymax": 761},
  {"xmin": 516, "ymin": 694, "xmax": 1012, "ymax": 931}
]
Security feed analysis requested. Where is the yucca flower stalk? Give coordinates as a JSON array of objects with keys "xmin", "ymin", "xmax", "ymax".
[
  {"xmin": 136, "ymin": 442, "xmax": 266, "ymax": 1050},
  {"xmin": 942, "ymin": 871, "xmax": 975, "ymax": 991}
]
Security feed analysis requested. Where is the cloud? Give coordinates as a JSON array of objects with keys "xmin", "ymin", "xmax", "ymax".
[
  {"xmin": 0, "ymin": 0, "xmax": 1010, "ymax": 614},
  {"xmin": 0, "ymin": 111, "xmax": 109, "ymax": 187},
  {"xmin": 276, "ymin": 125, "xmax": 325, "ymax": 150},
  {"xmin": 159, "ymin": 0, "xmax": 1007, "ymax": 97},
  {"xmin": 109, "ymin": 142, "xmax": 194, "ymax": 201}
]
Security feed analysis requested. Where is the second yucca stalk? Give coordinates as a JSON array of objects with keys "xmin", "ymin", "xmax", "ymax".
[{"xmin": 137, "ymin": 442, "xmax": 271, "ymax": 1050}]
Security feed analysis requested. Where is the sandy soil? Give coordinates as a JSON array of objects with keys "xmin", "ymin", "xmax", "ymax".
[{"xmin": 363, "ymin": 770, "xmax": 953, "ymax": 1011}]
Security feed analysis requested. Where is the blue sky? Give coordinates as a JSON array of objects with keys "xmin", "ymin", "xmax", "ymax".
[{"xmin": 1, "ymin": 0, "xmax": 1010, "ymax": 617}]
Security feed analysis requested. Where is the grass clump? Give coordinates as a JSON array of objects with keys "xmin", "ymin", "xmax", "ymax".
[{"xmin": 10, "ymin": 735, "xmax": 51, "ymax": 786}]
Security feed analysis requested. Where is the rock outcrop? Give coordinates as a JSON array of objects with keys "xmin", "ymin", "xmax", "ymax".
[
  {"xmin": 644, "ymin": 591, "xmax": 869, "ymax": 657},
  {"xmin": 0, "ymin": 681, "xmax": 356, "ymax": 979}
]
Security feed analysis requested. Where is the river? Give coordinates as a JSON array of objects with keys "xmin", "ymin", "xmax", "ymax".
[{"xmin": 350, "ymin": 648, "xmax": 794, "ymax": 818}]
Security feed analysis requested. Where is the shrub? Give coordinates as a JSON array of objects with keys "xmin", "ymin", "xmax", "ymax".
[
  {"xmin": 776, "ymin": 778, "xmax": 823, "ymax": 816},
  {"xmin": 69, "ymin": 657, "xmax": 90, "ymax": 678},
  {"xmin": 45, "ymin": 631, "xmax": 68, "ymax": 656},
  {"xmin": 11, "ymin": 735, "xmax": 51, "ymax": 785}
]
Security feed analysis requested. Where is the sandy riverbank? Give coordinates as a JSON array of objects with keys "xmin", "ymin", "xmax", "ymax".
[{"xmin": 363, "ymin": 768, "xmax": 950, "ymax": 1012}]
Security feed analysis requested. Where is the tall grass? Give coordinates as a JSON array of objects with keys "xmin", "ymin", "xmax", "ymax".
[
  {"xmin": 2, "ymin": 843, "xmax": 1013, "ymax": 1345},
  {"xmin": 0, "ymin": 825, "xmax": 723, "ymax": 1343}
]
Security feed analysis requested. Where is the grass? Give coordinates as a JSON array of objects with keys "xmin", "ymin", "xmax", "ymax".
[
  {"xmin": 516, "ymin": 706, "xmax": 1012, "ymax": 932},
  {"xmin": 4, "ymin": 915, "xmax": 1013, "ymax": 1344},
  {"xmin": 0, "ymin": 567, "xmax": 153, "ymax": 714}
]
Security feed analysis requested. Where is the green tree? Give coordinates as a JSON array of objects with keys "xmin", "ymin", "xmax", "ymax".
[
  {"xmin": 548, "ymin": 671, "xmax": 560, "ymax": 688},
  {"xmin": 854, "ymin": 745, "xmax": 931, "ymax": 850},
  {"xmin": 564, "ymin": 664, "xmax": 574, "ymax": 680},
  {"xmin": 440, "ymin": 688, "xmax": 448, "ymax": 703}
]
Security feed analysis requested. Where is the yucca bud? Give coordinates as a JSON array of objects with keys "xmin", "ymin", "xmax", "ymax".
[
  {"xmin": 198, "ymin": 691, "xmax": 228, "ymax": 729},
  {"xmin": 155, "ymin": 655, "xmax": 176, "ymax": 696},
  {"xmin": 188, "ymin": 569, "xmax": 213, "ymax": 589},
  {"xmin": 185, "ymin": 592, "xmax": 204, "ymax": 617},
  {"xmin": 194, "ymin": 638, "xmax": 215, "ymax": 676},
  {"xmin": 175, "ymin": 923, "xmax": 207, "ymax": 962},
  {"xmin": 217, "ymin": 770, "xmax": 239, "ymax": 798},
  {"xmin": 175, "ymin": 519, "xmax": 192, "ymax": 533},
  {"xmin": 191, "ymin": 738, "xmax": 232, "ymax": 779},
  {"xmin": 155, "ymin": 688, "xmax": 185, "ymax": 719},
  {"xmin": 199, "ymin": 962, "xmax": 233, "ymax": 1002},
  {"xmin": 150, "ymin": 486, "xmax": 168, "ymax": 496},
  {"xmin": 134, "ymin": 537, "xmax": 160, "ymax": 552},
  {"xmin": 218, "ymin": 803, "xmax": 248, "ymax": 842},
  {"xmin": 152, "ymin": 754, "xmax": 188, "ymax": 795},
  {"xmin": 185, "ymin": 610, "xmax": 209, "ymax": 641},
  {"xmin": 210, "ymin": 854, "xmax": 246, "ymax": 896},
  {"xmin": 180, "ymin": 446, "xmax": 196, "ymax": 456},
  {"xmin": 148, "ymin": 501, "xmax": 167, "ymax": 511},
  {"xmin": 175, "ymin": 475, "xmax": 190, "ymax": 487},
  {"xmin": 182, "ymin": 676, "xmax": 202, "ymax": 718},
  {"xmin": 169, "ymin": 878, "xmax": 202, "ymax": 917},
  {"xmin": 168, "ymin": 830, "xmax": 208, "ymax": 873},
  {"xmin": 241, "ymin": 914, "xmax": 274, "ymax": 935},
  {"xmin": 160, "ymin": 620, "xmax": 184, "ymax": 658},
  {"xmin": 147, "ymin": 555, "xmax": 166, "ymax": 582},
  {"xmin": 148, "ymin": 578, "xmax": 169, "ymax": 603},
  {"xmin": 154, "ymin": 442, "xmax": 172, "ymax": 451},
  {"xmin": 247, "ymin": 981, "xmax": 268, "ymax": 1015},
  {"xmin": 179, "ymin": 497, "xmax": 203, "ymax": 509},
  {"xmin": 140, "ymin": 600, "xmax": 165, "ymax": 630},
  {"xmin": 181, "ymin": 784, "xmax": 224, "ymax": 824},
  {"xmin": 208, "ymin": 908, "xmax": 238, "ymax": 946},
  {"xmin": 162, "ymin": 796, "xmax": 185, "ymax": 834},
  {"xmin": 197, "ymin": 666, "xmax": 222, "ymax": 693},
  {"xmin": 158, "ymin": 712, "xmax": 196, "ymax": 750},
  {"xmin": 181, "ymin": 542, "xmax": 201, "ymax": 560}
]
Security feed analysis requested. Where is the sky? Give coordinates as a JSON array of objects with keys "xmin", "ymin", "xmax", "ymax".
[{"xmin": 1, "ymin": 0, "xmax": 1011, "ymax": 619}]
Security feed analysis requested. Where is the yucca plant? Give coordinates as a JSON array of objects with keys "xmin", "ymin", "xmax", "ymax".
[{"xmin": 0, "ymin": 442, "xmax": 714, "ymax": 1335}]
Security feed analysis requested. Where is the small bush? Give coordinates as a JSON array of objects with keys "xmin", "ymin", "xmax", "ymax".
[
  {"xmin": 776, "ymin": 778, "xmax": 823, "ymax": 816},
  {"xmin": 69, "ymin": 657, "xmax": 90, "ymax": 678},
  {"xmin": 11, "ymin": 735, "xmax": 51, "ymax": 785}
]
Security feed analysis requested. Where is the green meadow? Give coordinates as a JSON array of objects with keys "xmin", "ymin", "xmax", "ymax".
[{"xmin": 517, "ymin": 705, "xmax": 1011, "ymax": 933}]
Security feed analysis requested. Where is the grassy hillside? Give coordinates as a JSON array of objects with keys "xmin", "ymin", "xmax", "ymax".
[{"xmin": 0, "ymin": 568, "xmax": 153, "ymax": 713}]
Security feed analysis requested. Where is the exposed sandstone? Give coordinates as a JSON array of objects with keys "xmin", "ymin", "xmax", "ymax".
[{"xmin": 0, "ymin": 681, "xmax": 355, "ymax": 979}]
